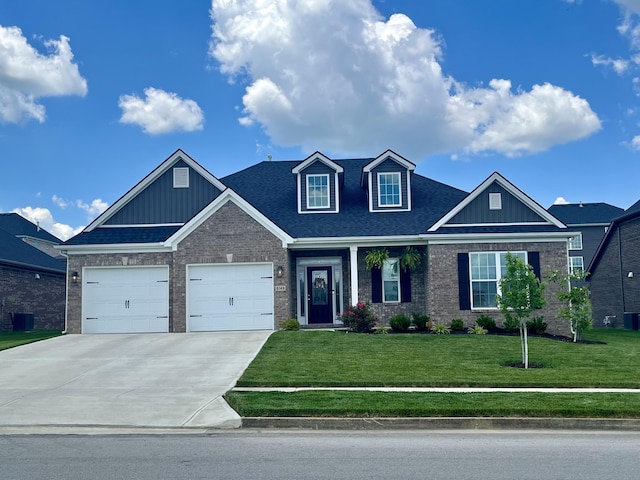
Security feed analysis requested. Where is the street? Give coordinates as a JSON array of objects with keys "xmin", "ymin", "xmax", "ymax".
[{"xmin": 1, "ymin": 430, "xmax": 638, "ymax": 479}]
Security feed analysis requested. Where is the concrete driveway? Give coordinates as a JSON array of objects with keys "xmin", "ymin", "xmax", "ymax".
[{"xmin": 0, "ymin": 331, "xmax": 271, "ymax": 430}]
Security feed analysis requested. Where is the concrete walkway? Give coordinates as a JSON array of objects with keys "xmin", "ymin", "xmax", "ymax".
[{"xmin": 0, "ymin": 331, "xmax": 271, "ymax": 430}]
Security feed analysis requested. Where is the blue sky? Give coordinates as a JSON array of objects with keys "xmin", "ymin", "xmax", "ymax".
[{"xmin": 1, "ymin": 0, "xmax": 639, "ymax": 240}]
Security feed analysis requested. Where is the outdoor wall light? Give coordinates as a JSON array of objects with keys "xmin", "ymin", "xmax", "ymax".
[
  {"xmin": 276, "ymin": 265, "xmax": 284, "ymax": 278},
  {"xmin": 628, "ymin": 272, "xmax": 634, "ymax": 279},
  {"xmin": 71, "ymin": 271, "xmax": 79, "ymax": 284}
]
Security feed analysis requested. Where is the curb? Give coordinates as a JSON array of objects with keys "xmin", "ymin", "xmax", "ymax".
[{"xmin": 242, "ymin": 417, "xmax": 640, "ymax": 431}]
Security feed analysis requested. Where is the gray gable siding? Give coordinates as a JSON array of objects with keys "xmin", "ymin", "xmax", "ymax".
[
  {"xmin": 449, "ymin": 182, "xmax": 545, "ymax": 224},
  {"xmin": 370, "ymin": 158, "xmax": 409, "ymax": 211},
  {"xmin": 299, "ymin": 160, "xmax": 337, "ymax": 212},
  {"xmin": 105, "ymin": 160, "xmax": 222, "ymax": 225}
]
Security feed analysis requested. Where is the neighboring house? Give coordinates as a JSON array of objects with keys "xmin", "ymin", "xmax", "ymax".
[
  {"xmin": 587, "ymin": 201, "xmax": 640, "ymax": 329},
  {"xmin": 59, "ymin": 149, "xmax": 572, "ymax": 335},
  {"xmin": 0, "ymin": 213, "xmax": 66, "ymax": 331},
  {"xmin": 548, "ymin": 202, "xmax": 624, "ymax": 278}
]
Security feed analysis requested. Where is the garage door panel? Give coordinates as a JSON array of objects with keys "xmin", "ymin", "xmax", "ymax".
[
  {"xmin": 82, "ymin": 267, "xmax": 169, "ymax": 334},
  {"xmin": 187, "ymin": 263, "xmax": 274, "ymax": 332}
]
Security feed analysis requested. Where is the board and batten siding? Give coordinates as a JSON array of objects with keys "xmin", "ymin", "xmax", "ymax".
[
  {"xmin": 105, "ymin": 160, "xmax": 222, "ymax": 225},
  {"xmin": 448, "ymin": 183, "xmax": 545, "ymax": 224}
]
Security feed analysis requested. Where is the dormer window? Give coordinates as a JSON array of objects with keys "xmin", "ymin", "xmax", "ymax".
[
  {"xmin": 292, "ymin": 152, "xmax": 343, "ymax": 214},
  {"xmin": 378, "ymin": 172, "xmax": 401, "ymax": 207},
  {"xmin": 307, "ymin": 174, "xmax": 329, "ymax": 209}
]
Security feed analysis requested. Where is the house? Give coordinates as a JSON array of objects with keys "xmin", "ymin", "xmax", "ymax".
[
  {"xmin": 0, "ymin": 213, "xmax": 66, "ymax": 331},
  {"xmin": 547, "ymin": 202, "xmax": 624, "ymax": 278},
  {"xmin": 587, "ymin": 201, "xmax": 640, "ymax": 329},
  {"xmin": 59, "ymin": 149, "xmax": 573, "ymax": 335}
]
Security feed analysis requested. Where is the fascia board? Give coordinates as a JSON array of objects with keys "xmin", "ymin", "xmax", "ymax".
[
  {"xmin": 58, "ymin": 243, "xmax": 172, "ymax": 255},
  {"xmin": 421, "ymin": 231, "xmax": 574, "ymax": 245},
  {"xmin": 0, "ymin": 258, "xmax": 65, "ymax": 275},
  {"xmin": 85, "ymin": 149, "xmax": 224, "ymax": 232},
  {"xmin": 291, "ymin": 152, "xmax": 344, "ymax": 174},
  {"xmin": 165, "ymin": 189, "xmax": 294, "ymax": 249},
  {"xmin": 362, "ymin": 149, "xmax": 416, "ymax": 173},
  {"xmin": 290, "ymin": 235, "xmax": 425, "ymax": 249},
  {"xmin": 428, "ymin": 172, "xmax": 566, "ymax": 232}
]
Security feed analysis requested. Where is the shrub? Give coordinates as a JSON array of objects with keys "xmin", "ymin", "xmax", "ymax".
[
  {"xmin": 280, "ymin": 318, "xmax": 300, "ymax": 331},
  {"xmin": 389, "ymin": 314, "xmax": 411, "ymax": 332},
  {"xmin": 502, "ymin": 316, "xmax": 520, "ymax": 333},
  {"xmin": 450, "ymin": 318, "xmax": 465, "ymax": 331},
  {"xmin": 339, "ymin": 302, "xmax": 378, "ymax": 333},
  {"xmin": 432, "ymin": 323, "xmax": 451, "ymax": 335},
  {"xmin": 411, "ymin": 312, "xmax": 430, "ymax": 331},
  {"xmin": 467, "ymin": 325, "xmax": 487, "ymax": 335},
  {"xmin": 526, "ymin": 316, "xmax": 548, "ymax": 335},
  {"xmin": 425, "ymin": 320, "xmax": 434, "ymax": 331},
  {"xmin": 374, "ymin": 326, "xmax": 389, "ymax": 334},
  {"xmin": 476, "ymin": 315, "xmax": 496, "ymax": 331}
]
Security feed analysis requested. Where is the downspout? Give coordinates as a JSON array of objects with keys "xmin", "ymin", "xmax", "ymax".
[
  {"xmin": 618, "ymin": 227, "xmax": 625, "ymax": 314},
  {"xmin": 61, "ymin": 249, "xmax": 69, "ymax": 334}
]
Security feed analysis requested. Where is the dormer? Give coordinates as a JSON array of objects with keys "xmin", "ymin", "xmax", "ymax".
[
  {"xmin": 361, "ymin": 150, "xmax": 415, "ymax": 212},
  {"xmin": 292, "ymin": 152, "xmax": 343, "ymax": 214}
]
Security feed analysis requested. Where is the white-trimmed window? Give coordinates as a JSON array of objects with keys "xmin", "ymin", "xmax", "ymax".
[
  {"xmin": 470, "ymin": 251, "xmax": 526, "ymax": 308},
  {"xmin": 378, "ymin": 172, "xmax": 401, "ymax": 207},
  {"xmin": 382, "ymin": 258, "xmax": 400, "ymax": 302},
  {"xmin": 568, "ymin": 234, "xmax": 583, "ymax": 250},
  {"xmin": 306, "ymin": 174, "xmax": 329, "ymax": 208},
  {"xmin": 569, "ymin": 256, "xmax": 584, "ymax": 275}
]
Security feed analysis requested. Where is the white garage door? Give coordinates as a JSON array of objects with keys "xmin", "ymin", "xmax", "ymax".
[
  {"xmin": 82, "ymin": 266, "xmax": 169, "ymax": 333},
  {"xmin": 187, "ymin": 263, "xmax": 274, "ymax": 332}
]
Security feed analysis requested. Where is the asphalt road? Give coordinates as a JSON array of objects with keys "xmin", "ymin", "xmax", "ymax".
[{"xmin": 1, "ymin": 430, "xmax": 638, "ymax": 479}]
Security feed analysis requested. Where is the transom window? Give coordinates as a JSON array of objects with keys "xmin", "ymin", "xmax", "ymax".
[
  {"xmin": 378, "ymin": 172, "xmax": 401, "ymax": 207},
  {"xmin": 306, "ymin": 174, "xmax": 329, "ymax": 208},
  {"xmin": 382, "ymin": 258, "xmax": 400, "ymax": 302},
  {"xmin": 568, "ymin": 234, "xmax": 583, "ymax": 250},
  {"xmin": 569, "ymin": 256, "xmax": 584, "ymax": 275},
  {"xmin": 470, "ymin": 251, "xmax": 527, "ymax": 309}
]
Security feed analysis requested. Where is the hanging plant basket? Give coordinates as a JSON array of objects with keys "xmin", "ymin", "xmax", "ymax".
[
  {"xmin": 365, "ymin": 248, "xmax": 389, "ymax": 270},
  {"xmin": 400, "ymin": 246, "xmax": 421, "ymax": 272}
]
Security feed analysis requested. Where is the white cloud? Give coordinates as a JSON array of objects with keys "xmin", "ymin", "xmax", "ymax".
[
  {"xmin": 590, "ymin": 54, "xmax": 630, "ymax": 74},
  {"xmin": 76, "ymin": 198, "xmax": 108, "ymax": 216},
  {"xmin": 52, "ymin": 195, "xmax": 68, "ymax": 209},
  {"xmin": 630, "ymin": 134, "xmax": 640, "ymax": 150},
  {"xmin": 118, "ymin": 87, "xmax": 204, "ymax": 135},
  {"xmin": 553, "ymin": 197, "xmax": 570, "ymax": 205},
  {"xmin": 209, "ymin": 0, "xmax": 601, "ymax": 159},
  {"xmin": 0, "ymin": 25, "xmax": 87, "ymax": 124},
  {"xmin": 11, "ymin": 206, "xmax": 84, "ymax": 241}
]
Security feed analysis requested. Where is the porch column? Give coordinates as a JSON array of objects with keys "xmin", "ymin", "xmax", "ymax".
[{"xmin": 350, "ymin": 246, "xmax": 359, "ymax": 306}]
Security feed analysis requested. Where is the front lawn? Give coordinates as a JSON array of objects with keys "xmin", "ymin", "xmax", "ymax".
[
  {"xmin": 226, "ymin": 329, "xmax": 640, "ymax": 418},
  {"xmin": 0, "ymin": 330, "xmax": 63, "ymax": 351}
]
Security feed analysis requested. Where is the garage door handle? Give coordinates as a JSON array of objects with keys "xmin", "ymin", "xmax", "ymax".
[
  {"xmin": 190, "ymin": 315, "xmax": 202, "ymax": 317},
  {"xmin": 86, "ymin": 317, "xmax": 98, "ymax": 320},
  {"xmin": 156, "ymin": 316, "xmax": 168, "ymax": 319},
  {"xmin": 261, "ymin": 313, "xmax": 273, "ymax": 316}
]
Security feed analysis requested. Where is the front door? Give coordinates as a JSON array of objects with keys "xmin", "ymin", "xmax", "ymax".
[{"xmin": 307, "ymin": 267, "xmax": 333, "ymax": 324}]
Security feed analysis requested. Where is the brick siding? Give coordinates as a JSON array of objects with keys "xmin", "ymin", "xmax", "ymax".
[
  {"xmin": 0, "ymin": 266, "xmax": 65, "ymax": 331},
  {"xmin": 427, "ymin": 242, "xmax": 570, "ymax": 336}
]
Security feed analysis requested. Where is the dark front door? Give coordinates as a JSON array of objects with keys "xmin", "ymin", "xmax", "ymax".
[{"xmin": 307, "ymin": 267, "xmax": 333, "ymax": 324}]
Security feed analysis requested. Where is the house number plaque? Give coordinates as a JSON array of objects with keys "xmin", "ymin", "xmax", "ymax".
[{"xmin": 275, "ymin": 285, "xmax": 286, "ymax": 292}]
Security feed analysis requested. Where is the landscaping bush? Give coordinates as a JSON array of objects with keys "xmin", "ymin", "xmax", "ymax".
[
  {"xmin": 280, "ymin": 318, "xmax": 300, "ymax": 331},
  {"xmin": 476, "ymin": 315, "xmax": 496, "ymax": 331},
  {"xmin": 467, "ymin": 325, "xmax": 487, "ymax": 335},
  {"xmin": 450, "ymin": 318, "xmax": 465, "ymax": 331},
  {"xmin": 526, "ymin": 316, "xmax": 548, "ymax": 335},
  {"xmin": 389, "ymin": 314, "xmax": 411, "ymax": 333},
  {"xmin": 339, "ymin": 302, "xmax": 378, "ymax": 333},
  {"xmin": 411, "ymin": 312, "xmax": 430, "ymax": 331},
  {"xmin": 432, "ymin": 323, "xmax": 451, "ymax": 335},
  {"xmin": 374, "ymin": 326, "xmax": 389, "ymax": 334},
  {"xmin": 502, "ymin": 316, "xmax": 520, "ymax": 333}
]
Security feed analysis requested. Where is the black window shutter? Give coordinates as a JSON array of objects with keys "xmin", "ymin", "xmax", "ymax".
[
  {"xmin": 458, "ymin": 253, "xmax": 471, "ymax": 310},
  {"xmin": 371, "ymin": 267, "xmax": 382, "ymax": 303},
  {"xmin": 528, "ymin": 252, "xmax": 541, "ymax": 280},
  {"xmin": 400, "ymin": 269, "xmax": 411, "ymax": 303}
]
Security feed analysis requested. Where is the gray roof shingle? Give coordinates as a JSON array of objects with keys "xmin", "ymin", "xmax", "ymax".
[{"xmin": 547, "ymin": 203, "xmax": 624, "ymax": 225}]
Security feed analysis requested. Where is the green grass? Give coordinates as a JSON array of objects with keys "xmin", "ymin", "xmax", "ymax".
[
  {"xmin": 227, "ymin": 329, "xmax": 640, "ymax": 418},
  {"xmin": 236, "ymin": 329, "xmax": 640, "ymax": 388},
  {"xmin": 0, "ymin": 330, "xmax": 63, "ymax": 351}
]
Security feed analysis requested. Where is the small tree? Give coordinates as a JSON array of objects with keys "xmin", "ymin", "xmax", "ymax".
[
  {"xmin": 546, "ymin": 270, "xmax": 592, "ymax": 342},
  {"xmin": 496, "ymin": 253, "xmax": 546, "ymax": 369}
]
